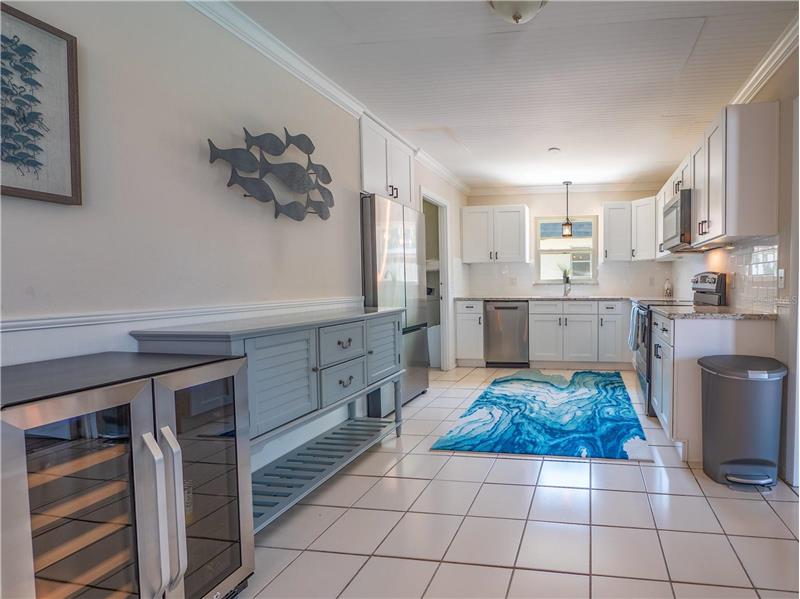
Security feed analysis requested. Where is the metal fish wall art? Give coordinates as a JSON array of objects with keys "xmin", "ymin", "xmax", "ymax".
[{"xmin": 208, "ymin": 126, "xmax": 334, "ymax": 221}]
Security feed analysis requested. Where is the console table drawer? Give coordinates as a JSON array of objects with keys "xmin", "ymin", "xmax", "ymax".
[
  {"xmin": 320, "ymin": 357, "xmax": 367, "ymax": 407},
  {"xmin": 319, "ymin": 321, "xmax": 366, "ymax": 366}
]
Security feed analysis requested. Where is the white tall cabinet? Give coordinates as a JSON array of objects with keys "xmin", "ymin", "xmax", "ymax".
[
  {"xmin": 461, "ymin": 205, "xmax": 530, "ymax": 263},
  {"xmin": 360, "ymin": 115, "xmax": 415, "ymax": 208}
]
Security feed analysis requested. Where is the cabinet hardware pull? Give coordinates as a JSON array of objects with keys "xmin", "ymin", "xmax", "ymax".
[
  {"xmin": 604, "ymin": 250, "xmax": 608, "ymax": 258},
  {"xmin": 564, "ymin": 317, "xmax": 568, "ymax": 326},
  {"xmin": 142, "ymin": 432, "xmax": 170, "ymax": 598},
  {"xmin": 368, "ymin": 350, "xmax": 374, "ymax": 354},
  {"xmin": 494, "ymin": 251, "xmax": 498, "ymax": 259},
  {"xmin": 478, "ymin": 316, "xmax": 482, "ymax": 325},
  {"xmin": 388, "ymin": 184, "xmax": 395, "ymax": 196},
  {"xmin": 395, "ymin": 188, "xmax": 399, "ymax": 199},
  {"xmin": 558, "ymin": 317, "xmax": 562, "ymax": 326},
  {"xmin": 659, "ymin": 243, "xmax": 663, "ymax": 252},
  {"xmin": 489, "ymin": 250, "xmax": 492, "ymax": 260},
  {"xmin": 631, "ymin": 249, "xmax": 636, "ymax": 258},
  {"xmin": 339, "ymin": 375, "xmax": 354, "ymax": 388},
  {"xmin": 600, "ymin": 317, "xmax": 604, "ymax": 326},
  {"xmin": 337, "ymin": 337, "xmax": 353, "ymax": 349},
  {"xmin": 311, "ymin": 366, "xmax": 319, "ymax": 373},
  {"xmin": 160, "ymin": 426, "xmax": 188, "ymax": 590},
  {"xmin": 605, "ymin": 306, "xmax": 614, "ymax": 309},
  {"xmin": 655, "ymin": 344, "xmax": 662, "ymax": 359}
]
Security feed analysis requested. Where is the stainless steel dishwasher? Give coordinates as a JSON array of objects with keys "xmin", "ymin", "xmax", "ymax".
[{"xmin": 484, "ymin": 301, "xmax": 529, "ymax": 365}]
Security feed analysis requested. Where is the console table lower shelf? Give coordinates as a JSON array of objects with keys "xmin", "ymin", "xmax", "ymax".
[{"xmin": 252, "ymin": 416, "xmax": 400, "ymax": 533}]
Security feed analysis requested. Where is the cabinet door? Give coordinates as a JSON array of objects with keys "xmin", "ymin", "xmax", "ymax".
[
  {"xmin": 690, "ymin": 141, "xmax": 706, "ymax": 246},
  {"xmin": 456, "ymin": 314, "xmax": 484, "ymax": 360},
  {"xmin": 655, "ymin": 190, "xmax": 666, "ymax": 257},
  {"xmin": 602, "ymin": 202, "xmax": 632, "ymax": 261},
  {"xmin": 244, "ymin": 330, "xmax": 318, "ymax": 438},
  {"xmin": 631, "ymin": 197, "xmax": 656, "ymax": 261},
  {"xmin": 678, "ymin": 155, "xmax": 691, "ymax": 190},
  {"xmin": 704, "ymin": 109, "xmax": 726, "ymax": 242},
  {"xmin": 651, "ymin": 340, "xmax": 662, "ymax": 417},
  {"xmin": 366, "ymin": 315, "xmax": 402, "ymax": 383},
  {"xmin": 361, "ymin": 118, "xmax": 388, "ymax": 196},
  {"xmin": 461, "ymin": 207, "xmax": 493, "ymax": 263},
  {"xmin": 658, "ymin": 343, "xmax": 674, "ymax": 435},
  {"xmin": 563, "ymin": 314, "xmax": 598, "ymax": 362},
  {"xmin": 492, "ymin": 205, "xmax": 529, "ymax": 262},
  {"xmin": 530, "ymin": 314, "xmax": 563, "ymax": 361},
  {"xmin": 598, "ymin": 314, "xmax": 623, "ymax": 362},
  {"xmin": 388, "ymin": 139, "xmax": 414, "ymax": 207}
]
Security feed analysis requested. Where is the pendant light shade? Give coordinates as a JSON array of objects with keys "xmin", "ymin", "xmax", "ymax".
[{"xmin": 561, "ymin": 180, "xmax": 573, "ymax": 238}]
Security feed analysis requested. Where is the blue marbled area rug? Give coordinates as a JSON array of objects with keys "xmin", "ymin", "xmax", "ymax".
[{"xmin": 431, "ymin": 370, "xmax": 650, "ymax": 460}]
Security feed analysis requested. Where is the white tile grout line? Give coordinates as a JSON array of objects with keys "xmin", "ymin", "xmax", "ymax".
[{"xmin": 255, "ymin": 368, "xmax": 798, "ymax": 597}]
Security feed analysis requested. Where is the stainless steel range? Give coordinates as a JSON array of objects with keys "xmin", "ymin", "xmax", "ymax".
[{"xmin": 632, "ymin": 271, "xmax": 728, "ymax": 417}]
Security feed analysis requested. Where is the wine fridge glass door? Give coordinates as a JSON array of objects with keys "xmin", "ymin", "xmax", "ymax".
[
  {"xmin": 0, "ymin": 379, "xmax": 166, "ymax": 598},
  {"xmin": 153, "ymin": 358, "xmax": 253, "ymax": 599}
]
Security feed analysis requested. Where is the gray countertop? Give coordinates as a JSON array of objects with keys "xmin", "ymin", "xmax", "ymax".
[
  {"xmin": 455, "ymin": 296, "xmax": 632, "ymax": 302},
  {"xmin": 650, "ymin": 305, "xmax": 778, "ymax": 321},
  {"xmin": 131, "ymin": 307, "xmax": 405, "ymax": 341}
]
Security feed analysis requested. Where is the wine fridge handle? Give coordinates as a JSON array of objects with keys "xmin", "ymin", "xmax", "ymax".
[
  {"xmin": 142, "ymin": 432, "xmax": 170, "ymax": 597},
  {"xmin": 161, "ymin": 426, "xmax": 189, "ymax": 589}
]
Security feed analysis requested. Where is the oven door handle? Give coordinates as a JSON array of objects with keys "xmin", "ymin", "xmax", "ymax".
[
  {"xmin": 160, "ymin": 426, "xmax": 189, "ymax": 590},
  {"xmin": 143, "ymin": 432, "xmax": 171, "ymax": 597}
]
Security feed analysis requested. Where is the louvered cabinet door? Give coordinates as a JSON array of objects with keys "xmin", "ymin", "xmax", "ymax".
[
  {"xmin": 244, "ymin": 330, "xmax": 319, "ymax": 438},
  {"xmin": 366, "ymin": 315, "xmax": 401, "ymax": 384}
]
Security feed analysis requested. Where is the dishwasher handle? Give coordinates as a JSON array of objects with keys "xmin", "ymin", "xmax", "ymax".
[{"xmin": 490, "ymin": 305, "xmax": 520, "ymax": 310}]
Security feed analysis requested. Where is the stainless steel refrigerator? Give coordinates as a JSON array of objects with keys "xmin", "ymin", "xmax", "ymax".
[{"xmin": 361, "ymin": 193, "xmax": 429, "ymax": 415}]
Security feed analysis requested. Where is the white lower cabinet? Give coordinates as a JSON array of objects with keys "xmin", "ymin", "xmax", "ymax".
[
  {"xmin": 456, "ymin": 301, "xmax": 484, "ymax": 361},
  {"xmin": 598, "ymin": 314, "xmax": 625, "ymax": 362},
  {"xmin": 563, "ymin": 314, "xmax": 598, "ymax": 362},
  {"xmin": 529, "ymin": 314, "xmax": 563, "ymax": 361},
  {"xmin": 651, "ymin": 330, "xmax": 674, "ymax": 435}
]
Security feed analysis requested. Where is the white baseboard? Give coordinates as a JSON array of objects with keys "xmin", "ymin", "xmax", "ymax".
[{"xmin": 0, "ymin": 296, "xmax": 363, "ymax": 366}]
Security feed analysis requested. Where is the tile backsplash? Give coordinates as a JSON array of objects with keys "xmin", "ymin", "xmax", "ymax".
[{"xmin": 727, "ymin": 236, "xmax": 779, "ymax": 310}]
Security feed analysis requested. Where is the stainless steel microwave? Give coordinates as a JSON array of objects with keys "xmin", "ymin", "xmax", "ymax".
[{"xmin": 662, "ymin": 188, "xmax": 693, "ymax": 252}]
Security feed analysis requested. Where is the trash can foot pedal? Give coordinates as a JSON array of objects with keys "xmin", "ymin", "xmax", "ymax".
[{"xmin": 725, "ymin": 473, "xmax": 774, "ymax": 486}]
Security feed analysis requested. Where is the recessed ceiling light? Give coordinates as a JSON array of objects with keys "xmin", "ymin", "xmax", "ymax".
[{"xmin": 548, "ymin": 147, "xmax": 561, "ymax": 153}]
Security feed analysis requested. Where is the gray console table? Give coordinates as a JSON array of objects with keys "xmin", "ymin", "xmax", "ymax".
[{"xmin": 131, "ymin": 307, "xmax": 405, "ymax": 532}]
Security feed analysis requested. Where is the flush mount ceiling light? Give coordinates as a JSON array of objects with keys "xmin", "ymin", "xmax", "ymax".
[
  {"xmin": 561, "ymin": 180, "xmax": 573, "ymax": 238},
  {"xmin": 489, "ymin": 1, "xmax": 548, "ymax": 24}
]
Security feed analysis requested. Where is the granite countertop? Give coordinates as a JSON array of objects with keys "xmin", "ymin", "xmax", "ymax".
[
  {"xmin": 650, "ymin": 305, "xmax": 778, "ymax": 321},
  {"xmin": 131, "ymin": 306, "xmax": 405, "ymax": 341},
  {"xmin": 455, "ymin": 295, "xmax": 631, "ymax": 302}
]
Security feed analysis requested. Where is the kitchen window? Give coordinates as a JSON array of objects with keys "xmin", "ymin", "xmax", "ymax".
[{"xmin": 535, "ymin": 216, "xmax": 598, "ymax": 283}]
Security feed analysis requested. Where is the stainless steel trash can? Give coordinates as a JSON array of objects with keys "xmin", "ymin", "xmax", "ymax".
[{"xmin": 699, "ymin": 355, "xmax": 787, "ymax": 486}]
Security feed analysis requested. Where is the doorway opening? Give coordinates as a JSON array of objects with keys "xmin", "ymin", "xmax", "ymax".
[{"xmin": 421, "ymin": 188, "xmax": 452, "ymax": 371}]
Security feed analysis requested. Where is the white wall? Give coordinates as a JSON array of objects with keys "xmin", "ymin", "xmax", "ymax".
[{"xmin": 465, "ymin": 190, "xmax": 674, "ymax": 298}]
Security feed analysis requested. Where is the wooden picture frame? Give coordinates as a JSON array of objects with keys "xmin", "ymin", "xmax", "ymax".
[{"xmin": 1, "ymin": 4, "xmax": 81, "ymax": 205}]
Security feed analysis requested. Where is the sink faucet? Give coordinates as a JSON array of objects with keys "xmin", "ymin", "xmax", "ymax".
[{"xmin": 563, "ymin": 276, "xmax": 571, "ymax": 297}]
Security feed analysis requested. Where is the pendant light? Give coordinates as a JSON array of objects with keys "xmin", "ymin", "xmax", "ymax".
[{"xmin": 561, "ymin": 180, "xmax": 573, "ymax": 238}]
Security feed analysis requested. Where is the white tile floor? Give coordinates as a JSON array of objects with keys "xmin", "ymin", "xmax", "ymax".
[{"xmin": 246, "ymin": 367, "xmax": 799, "ymax": 599}]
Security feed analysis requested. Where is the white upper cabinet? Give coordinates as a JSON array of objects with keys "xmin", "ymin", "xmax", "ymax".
[
  {"xmin": 602, "ymin": 201, "xmax": 632, "ymax": 261},
  {"xmin": 461, "ymin": 205, "xmax": 530, "ymax": 263},
  {"xmin": 654, "ymin": 183, "xmax": 672, "ymax": 260},
  {"xmin": 689, "ymin": 102, "xmax": 778, "ymax": 247},
  {"xmin": 462, "ymin": 206, "xmax": 494, "ymax": 263},
  {"xmin": 360, "ymin": 115, "xmax": 415, "ymax": 208},
  {"xmin": 631, "ymin": 196, "xmax": 656, "ymax": 261}
]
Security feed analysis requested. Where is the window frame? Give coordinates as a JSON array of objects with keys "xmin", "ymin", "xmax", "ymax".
[{"xmin": 534, "ymin": 215, "xmax": 599, "ymax": 284}]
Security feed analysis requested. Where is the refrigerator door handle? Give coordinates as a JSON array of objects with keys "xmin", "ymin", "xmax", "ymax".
[
  {"xmin": 160, "ymin": 426, "xmax": 189, "ymax": 590},
  {"xmin": 142, "ymin": 432, "xmax": 171, "ymax": 598}
]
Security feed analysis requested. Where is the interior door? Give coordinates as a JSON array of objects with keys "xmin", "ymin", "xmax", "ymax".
[
  {"xmin": 1, "ymin": 380, "xmax": 166, "ymax": 598},
  {"xmin": 563, "ymin": 315, "xmax": 598, "ymax": 361},
  {"xmin": 602, "ymin": 202, "xmax": 631, "ymax": 261},
  {"xmin": 492, "ymin": 206, "xmax": 527, "ymax": 262},
  {"xmin": 529, "ymin": 314, "xmax": 563, "ymax": 361},
  {"xmin": 153, "ymin": 359, "xmax": 253, "ymax": 599},
  {"xmin": 461, "ymin": 207, "xmax": 493, "ymax": 263}
]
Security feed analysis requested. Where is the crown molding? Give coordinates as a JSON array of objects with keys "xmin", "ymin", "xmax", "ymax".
[
  {"xmin": 188, "ymin": 1, "xmax": 470, "ymax": 194},
  {"xmin": 468, "ymin": 182, "xmax": 661, "ymax": 197},
  {"xmin": 730, "ymin": 16, "xmax": 798, "ymax": 104},
  {"xmin": 415, "ymin": 150, "xmax": 471, "ymax": 194},
  {"xmin": 188, "ymin": 1, "xmax": 364, "ymax": 117}
]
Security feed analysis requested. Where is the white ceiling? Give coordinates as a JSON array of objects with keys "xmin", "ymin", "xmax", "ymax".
[{"xmin": 235, "ymin": 1, "xmax": 797, "ymax": 189}]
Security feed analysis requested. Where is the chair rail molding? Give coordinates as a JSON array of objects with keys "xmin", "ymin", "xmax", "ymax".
[{"xmin": 1, "ymin": 296, "xmax": 364, "ymax": 365}]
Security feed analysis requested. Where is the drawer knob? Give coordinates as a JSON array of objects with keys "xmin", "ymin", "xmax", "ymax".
[
  {"xmin": 311, "ymin": 367, "xmax": 319, "ymax": 373},
  {"xmin": 339, "ymin": 375, "xmax": 354, "ymax": 388},
  {"xmin": 337, "ymin": 337, "xmax": 353, "ymax": 349},
  {"xmin": 367, "ymin": 350, "xmax": 374, "ymax": 355}
]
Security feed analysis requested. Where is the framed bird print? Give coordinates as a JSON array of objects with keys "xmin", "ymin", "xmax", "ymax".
[{"xmin": 1, "ymin": 4, "xmax": 81, "ymax": 205}]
